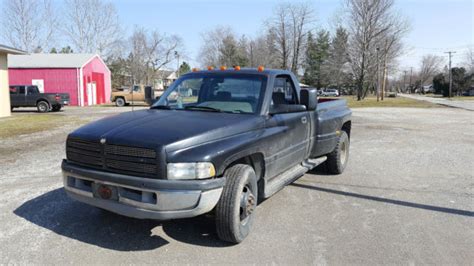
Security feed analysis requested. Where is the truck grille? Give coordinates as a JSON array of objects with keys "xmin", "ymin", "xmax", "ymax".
[{"xmin": 66, "ymin": 138, "xmax": 159, "ymax": 177}]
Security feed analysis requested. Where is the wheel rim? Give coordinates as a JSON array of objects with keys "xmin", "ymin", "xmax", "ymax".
[
  {"xmin": 239, "ymin": 184, "xmax": 256, "ymax": 225},
  {"xmin": 39, "ymin": 103, "xmax": 47, "ymax": 112},
  {"xmin": 340, "ymin": 140, "xmax": 348, "ymax": 166}
]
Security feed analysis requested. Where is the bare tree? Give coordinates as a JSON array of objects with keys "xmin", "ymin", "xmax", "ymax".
[
  {"xmin": 463, "ymin": 47, "xmax": 474, "ymax": 74},
  {"xmin": 248, "ymin": 33, "xmax": 279, "ymax": 68},
  {"xmin": 418, "ymin": 54, "xmax": 444, "ymax": 86},
  {"xmin": 63, "ymin": 0, "xmax": 121, "ymax": 56},
  {"xmin": 266, "ymin": 2, "xmax": 314, "ymax": 72},
  {"xmin": 1, "ymin": 0, "xmax": 58, "ymax": 52},
  {"xmin": 128, "ymin": 27, "xmax": 183, "ymax": 85},
  {"xmin": 198, "ymin": 26, "xmax": 233, "ymax": 67},
  {"xmin": 198, "ymin": 26, "xmax": 248, "ymax": 67},
  {"xmin": 345, "ymin": 0, "xmax": 408, "ymax": 100}
]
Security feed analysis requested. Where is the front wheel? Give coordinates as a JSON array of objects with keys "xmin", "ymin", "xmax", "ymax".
[
  {"xmin": 215, "ymin": 164, "xmax": 258, "ymax": 244},
  {"xmin": 115, "ymin": 97, "xmax": 125, "ymax": 107},
  {"xmin": 37, "ymin": 101, "xmax": 49, "ymax": 113},
  {"xmin": 326, "ymin": 131, "xmax": 350, "ymax": 174}
]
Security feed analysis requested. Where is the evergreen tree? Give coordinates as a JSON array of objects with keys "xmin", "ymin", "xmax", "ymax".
[
  {"xmin": 327, "ymin": 27, "xmax": 350, "ymax": 88},
  {"xmin": 178, "ymin": 62, "xmax": 191, "ymax": 76},
  {"xmin": 303, "ymin": 30, "xmax": 330, "ymax": 89}
]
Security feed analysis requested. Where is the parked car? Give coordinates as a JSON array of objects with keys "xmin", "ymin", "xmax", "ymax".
[
  {"xmin": 62, "ymin": 68, "xmax": 352, "ymax": 243},
  {"xmin": 321, "ymin": 89, "xmax": 340, "ymax": 97},
  {"xmin": 9, "ymin": 85, "xmax": 70, "ymax": 112},
  {"xmin": 111, "ymin": 85, "xmax": 155, "ymax": 106}
]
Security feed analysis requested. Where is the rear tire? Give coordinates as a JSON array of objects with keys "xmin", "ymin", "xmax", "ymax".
[
  {"xmin": 37, "ymin": 101, "xmax": 49, "ymax": 113},
  {"xmin": 216, "ymin": 164, "xmax": 258, "ymax": 244},
  {"xmin": 115, "ymin": 97, "xmax": 125, "ymax": 107},
  {"xmin": 52, "ymin": 105, "xmax": 62, "ymax": 112},
  {"xmin": 326, "ymin": 131, "xmax": 349, "ymax": 174}
]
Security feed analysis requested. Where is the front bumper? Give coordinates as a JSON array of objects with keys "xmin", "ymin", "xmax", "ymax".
[{"xmin": 61, "ymin": 160, "xmax": 224, "ymax": 220}]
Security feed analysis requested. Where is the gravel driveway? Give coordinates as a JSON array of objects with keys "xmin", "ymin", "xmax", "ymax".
[{"xmin": 0, "ymin": 107, "xmax": 473, "ymax": 264}]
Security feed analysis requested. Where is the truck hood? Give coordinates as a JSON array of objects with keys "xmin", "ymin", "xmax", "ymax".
[{"xmin": 69, "ymin": 109, "xmax": 264, "ymax": 150}]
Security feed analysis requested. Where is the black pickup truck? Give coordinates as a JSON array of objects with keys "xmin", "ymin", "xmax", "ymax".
[
  {"xmin": 10, "ymin": 85, "xmax": 70, "ymax": 112},
  {"xmin": 62, "ymin": 68, "xmax": 351, "ymax": 243}
]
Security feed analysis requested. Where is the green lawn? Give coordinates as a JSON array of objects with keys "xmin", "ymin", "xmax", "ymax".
[
  {"xmin": 424, "ymin": 94, "xmax": 474, "ymax": 101},
  {"xmin": 335, "ymin": 96, "xmax": 440, "ymax": 108},
  {"xmin": 0, "ymin": 114, "xmax": 85, "ymax": 139}
]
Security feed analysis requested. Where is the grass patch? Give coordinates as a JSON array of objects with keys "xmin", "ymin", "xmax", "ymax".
[
  {"xmin": 425, "ymin": 94, "xmax": 474, "ymax": 101},
  {"xmin": 337, "ymin": 95, "xmax": 440, "ymax": 108},
  {"xmin": 0, "ymin": 114, "xmax": 83, "ymax": 139}
]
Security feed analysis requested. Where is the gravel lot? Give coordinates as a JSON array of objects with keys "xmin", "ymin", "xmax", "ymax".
[{"xmin": 0, "ymin": 106, "xmax": 473, "ymax": 265}]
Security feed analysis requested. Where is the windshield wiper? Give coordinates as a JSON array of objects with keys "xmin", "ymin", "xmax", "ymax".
[
  {"xmin": 184, "ymin": 105, "xmax": 222, "ymax": 112},
  {"xmin": 150, "ymin": 105, "xmax": 171, "ymax": 110}
]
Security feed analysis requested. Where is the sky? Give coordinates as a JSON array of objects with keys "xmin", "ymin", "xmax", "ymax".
[{"xmin": 113, "ymin": 0, "xmax": 473, "ymax": 75}]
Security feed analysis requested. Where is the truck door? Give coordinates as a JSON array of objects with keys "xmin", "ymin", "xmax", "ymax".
[
  {"xmin": 266, "ymin": 75, "xmax": 310, "ymax": 177},
  {"xmin": 26, "ymin": 86, "xmax": 39, "ymax": 106},
  {"xmin": 9, "ymin": 86, "xmax": 21, "ymax": 107}
]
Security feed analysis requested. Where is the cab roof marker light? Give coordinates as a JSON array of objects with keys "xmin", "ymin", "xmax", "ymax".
[
  {"xmin": 234, "ymin": 66, "xmax": 241, "ymax": 71},
  {"xmin": 192, "ymin": 67, "xmax": 199, "ymax": 72},
  {"xmin": 220, "ymin": 66, "xmax": 227, "ymax": 71},
  {"xmin": 257, "ymin": 65, "xmax": 265, "ymax": 72},
  {"xmin": 207, "ymin": 66, "xmax": 214, "ymax": 70}
]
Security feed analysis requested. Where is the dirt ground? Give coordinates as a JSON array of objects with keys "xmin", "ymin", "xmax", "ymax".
[{"xmin": 0, "ymin": 106, "xmax": 473, "ymax": 264}]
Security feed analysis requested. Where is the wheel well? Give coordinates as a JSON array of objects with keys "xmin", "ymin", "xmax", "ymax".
[
  {"xmin": 114, "ymin": 96, "xmax": 125, "ymax": 102},
  {"xmin": 342, "ymin": 121, "xmax": 351, "ymax": 138},
  {"xmin": 36, "ymin": 99, "xmax": 50, "ymax": 106},
  {"xmin": 227, "ymin": 153, "xmax": 265, "ymax": 182}
]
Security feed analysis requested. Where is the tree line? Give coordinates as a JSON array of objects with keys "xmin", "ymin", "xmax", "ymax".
[
  {"xmin": 198, "ymin": 0, "xmax": 410, "ymax": 100},
  {"xmin": 3, "ymin": 0, "xmax": 470, "ymax": 97},
  {"xmin": 392, "ymin": 48, "xmax": 474, "ymax": 96}
]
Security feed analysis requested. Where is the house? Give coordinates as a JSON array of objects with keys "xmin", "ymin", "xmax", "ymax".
[
  {"xmin": 8, "ymin": 54, "xmax": 111, "ymax": 106},
  {"xmin": 0, "ymin": 44, "xmax": 26, "ymax": 118},
  {"xmin": 155, "ymin": 70, "xmax": 177, "ymax": 90}
]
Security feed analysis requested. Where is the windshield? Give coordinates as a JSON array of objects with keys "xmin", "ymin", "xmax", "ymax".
[{"xmin": 153, "ymin": 74, "xmax": 267, "ymax": 114}]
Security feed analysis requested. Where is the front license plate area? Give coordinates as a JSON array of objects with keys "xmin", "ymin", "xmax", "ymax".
[{"xmin": 92, "ymin": 183, "xmax": 119, "ymax": 201}]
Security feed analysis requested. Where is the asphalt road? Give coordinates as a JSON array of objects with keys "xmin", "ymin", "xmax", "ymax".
[{"xmin": 0, "ymin": 107, "xmax": 473, "ymax": 265}]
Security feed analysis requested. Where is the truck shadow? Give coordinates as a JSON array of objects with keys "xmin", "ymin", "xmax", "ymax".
[
  {"xmin": 290, "ymin": 183, "xmax": 474, "ymax": 217},
  {"xmin": 14, "ymin": 188, "xmax": 229, "ymax": 251}
]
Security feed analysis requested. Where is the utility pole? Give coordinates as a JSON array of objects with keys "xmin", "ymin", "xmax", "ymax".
[
  {"xmin": 175, "ymin": 51, "xmax": 180, "ymax": 78},
  {"xmin": 445, "ymin": 51, "xmax": 456, "ymax": 98},
  {"xmin": 403, "ymin": 70, "xmax": 407, "ymax": 93},
  {"xmin": 381, "ymin": 41, "xmax": 388, "ymax": 101},
  {"xmin": 376, "ymin": 47, "xmax": 380, "ymax": 101},
  {"xmin": 408, "ymin": 67, "xmax": 413, "ymax": 94}
]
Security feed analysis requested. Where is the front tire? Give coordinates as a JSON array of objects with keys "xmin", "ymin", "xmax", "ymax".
[
  {"xmin": 326, "ymin": 131, "xmax": 350, "ymax": 174},
  {"xmin": 216, "ymin": 164, "xmax": 258, "ymax": 244},
  {"xmin": 37, "ymin": 101, "xmax": 49, "ymax": 113},
  {"xmin": 115, "ymin": 97, "xmax": 125, "ymax": 107}
]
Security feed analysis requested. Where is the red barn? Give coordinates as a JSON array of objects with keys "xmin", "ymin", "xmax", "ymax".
[{"xmin": 8, "ymin": 54, "xmax": 111, "ymax": 106}]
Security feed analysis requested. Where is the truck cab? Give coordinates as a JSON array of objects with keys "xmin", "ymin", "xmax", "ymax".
[{"xmin": 62, "ymin": 67, "xmax": 351, "ymax": 243}]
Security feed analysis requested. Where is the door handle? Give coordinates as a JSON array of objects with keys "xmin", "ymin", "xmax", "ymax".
[{"xmin": 301, "ymin": 117, "xmax": 307, "ymax": 124}]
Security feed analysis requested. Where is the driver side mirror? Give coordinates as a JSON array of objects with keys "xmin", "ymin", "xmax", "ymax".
[{"xmin": 300, "ymin": 88, "xmax": 318, "ymax": 111}]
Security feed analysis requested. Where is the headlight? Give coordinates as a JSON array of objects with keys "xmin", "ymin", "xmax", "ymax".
[{"xmin": 167, "ymin": 162, "xmax": 216, "ymax": 180}]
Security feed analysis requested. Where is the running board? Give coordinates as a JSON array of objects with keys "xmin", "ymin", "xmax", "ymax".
[{"xmin": 262, "ymin": 156, "xmax": 327, "ymax": 198}]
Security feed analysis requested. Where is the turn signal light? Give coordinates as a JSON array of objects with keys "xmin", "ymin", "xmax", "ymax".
[
  {"xmin": 234, "ymin": 66, "xmax": 241, "ymax": 71},
  {"xmin": 207, "ymin": 66, "xmax": 214, "ymax": 70},
  {"xmin": 257, "ymin": 65, "xmax": 264, "ymax": 72},
  {"xmin": 220, "ymin": 66, "xmax": 227, "ymax": 70}
]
